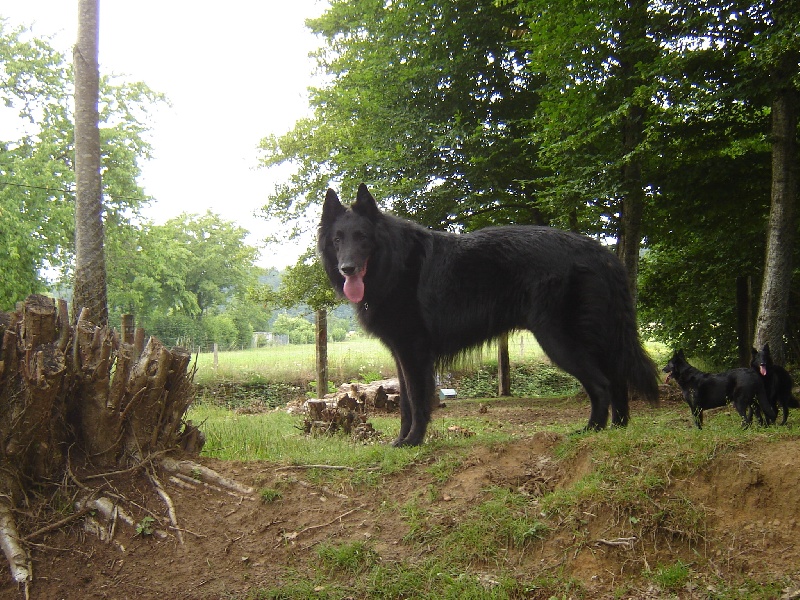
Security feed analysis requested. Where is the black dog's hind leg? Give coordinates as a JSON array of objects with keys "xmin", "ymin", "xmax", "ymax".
[
  {"xmin": 610, "ymin": 380, "xmax": 630, "ymax": 427},
  {"xmin": 755, "ymin": 385, "xmax": 776, "ymax": 426},
  {"xmin": 533, "ymin": 328, "xmax": 615, "ymax": 431},
  {"xmin": 694, "ymin": 406, "xmax": 704, "ymax": 429}
]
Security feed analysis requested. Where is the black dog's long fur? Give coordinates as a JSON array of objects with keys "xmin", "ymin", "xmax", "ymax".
[
  {"xmin": 750, "ymin": 344, "xmax": 799, "ymax": 425},
  {"xmin": 663, "ymin": 349, "xmax": 775, "ymax": 429},
  {"xmin": 319, "ymin": 184, "xmax": 660, "ymax": 446}
]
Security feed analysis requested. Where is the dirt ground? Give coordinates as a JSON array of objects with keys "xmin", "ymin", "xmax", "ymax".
[{"xmin": 2, "ymin": 391, "xmax": 800, "ymax": 600}]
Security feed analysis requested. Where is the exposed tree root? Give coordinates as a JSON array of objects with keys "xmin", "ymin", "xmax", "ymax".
[
  {"xmin": 0, "ymin": 498, "xmax": 29, "ymax": 582},
  {"xmin": 0, "ymin": 496, "xmax": 31, "ymax": 596},
  {"xmin": 160, "ymin": 457, "xmax": 254, "ymax": 496},
  {"xmin": 148, "ymin": 470, "xmax": 183, "ymax": 544},
  {"xmin": 65, "ymin": 455, "xmax": 254, "ymax": 551}
]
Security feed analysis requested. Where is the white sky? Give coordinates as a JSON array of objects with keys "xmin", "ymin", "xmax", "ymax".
[{"xmin": 1, "ymin": 0, "xmax": 326, "ymax": 268}]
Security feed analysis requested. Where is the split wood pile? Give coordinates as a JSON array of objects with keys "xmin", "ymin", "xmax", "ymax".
[{"xmin": 301, "ymin": 379, "xmax": 402, "ymax": 440}]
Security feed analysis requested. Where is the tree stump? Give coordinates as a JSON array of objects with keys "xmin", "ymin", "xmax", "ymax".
[{"xmin": 0, "ymin": 294, "xmax": 203, "ymax": 588}]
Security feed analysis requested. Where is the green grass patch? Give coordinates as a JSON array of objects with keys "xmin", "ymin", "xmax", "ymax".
[{"xmin": 193, "ymin": 332, "xmax": 547, "ymax": 387}]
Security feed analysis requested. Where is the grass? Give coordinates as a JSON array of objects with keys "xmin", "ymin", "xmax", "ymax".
[
  {"xmin": 185, "ymin": 337, "xmax": 799, "ymax": 599},
  {"xmin": 192, "ymin": 331, "xmax": 551, "ymax": 386},
  {"xmin": 188, "ymin": 402, "xmax": 513, "ymax": 468}
]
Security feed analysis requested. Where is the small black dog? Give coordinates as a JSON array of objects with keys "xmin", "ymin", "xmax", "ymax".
[
  {"xmin": 663, "ymin": 349, "xmax": 775, "ymax": 429},
  {"xmin": 750, "ymin": 344, "xmax": 799, "ymax": 425}
]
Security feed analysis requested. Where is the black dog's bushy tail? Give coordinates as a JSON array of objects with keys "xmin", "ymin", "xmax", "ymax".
[
  {"xmin": 615, "ymin": 279, "xmax": 659, "ymax": 403},
  {"xmin": 611, "ymin": 270, "xmax": 660, "ymax": 403},
  {"xmin": 626, "ymin": 340, "xmax": 660, "ymax": 403},
  {"xmin": 789, "ymin": 394, "xmax": 800, "ymax": 409}
]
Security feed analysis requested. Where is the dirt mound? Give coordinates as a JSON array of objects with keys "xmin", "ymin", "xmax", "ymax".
[{"xmin": 2, "ymin": 396, "xmax": 799, "ymax": 599}]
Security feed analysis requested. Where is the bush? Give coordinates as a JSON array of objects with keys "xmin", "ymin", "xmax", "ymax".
[{"xmin": 456, "ymin": 362, "xmax": 580, "ymax": 399}]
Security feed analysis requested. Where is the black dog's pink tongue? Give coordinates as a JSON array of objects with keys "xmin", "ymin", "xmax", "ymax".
[
  {"xmin": 760, "ymin": 365, "xmax": 767, "ymax": 377},
  {"xmin": 343, "ymin": 273, "xmax": 365, "ymax": 303}
]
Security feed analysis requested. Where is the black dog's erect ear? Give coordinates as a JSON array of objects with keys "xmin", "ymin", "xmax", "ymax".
[
  {"xmin": 321, "ymin": 188, "xmax": 346, "ymax": 223},
  {"xmin": 677, "ymin": 349, "xmax": 686, "ymax": 359},
  {"xmin": 352, "ymin": 183, "xmax": 381, "ymax": 219}
]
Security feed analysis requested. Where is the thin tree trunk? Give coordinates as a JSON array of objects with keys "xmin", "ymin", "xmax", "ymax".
[
  {"xmin": 754, "ymin": 64, "xmax": 798, "ymax": 365},
  {"xmin": 73, "ymin": 0, "xmax": 108, "ymax": 326},
  {"xmin": 316, "ymin": 308, "xmax": 328, "ymax": 398},
  {"xmin": 617, "ymin": 125, "xmax": 645, "ymax": 304},
  {"xmin": 735, "ymin": 276, "xmax": 753, "ymax": 368}
]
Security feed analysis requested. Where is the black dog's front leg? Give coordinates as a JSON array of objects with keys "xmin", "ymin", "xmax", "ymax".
[
  {"xmin": 692, "ymin": 405, "xmax": 704, "ymax": 429},
  {"xmin": 390, "ymin": 347, "xmax": 435, "ymax": 447},
  {"xmin": 683, "ymin": 389, "xmax": 703, "ymax": 429},
  {"xmin": 392, "ymin": 355, "xmax": 413, "ymax": 446}
]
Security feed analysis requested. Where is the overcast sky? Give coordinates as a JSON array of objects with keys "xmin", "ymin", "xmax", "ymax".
[{"xmin": 2, "ymin": 1, "xmax": 326, "ymax": 268}]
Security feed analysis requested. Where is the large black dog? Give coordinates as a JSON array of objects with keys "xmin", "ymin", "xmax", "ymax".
[
  {"xmin": 663, "ymin": 349, "xmax": 775, "ymax": 429},
  {"xmin": 319, "ymin": 184, "xmax": 659, "ymax": 446},
  {"xmin": 750, "ymin": 344, "xmax": 799, "ymax": 425}
]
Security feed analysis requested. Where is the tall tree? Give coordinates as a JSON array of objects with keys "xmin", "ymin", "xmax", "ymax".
[
  {"xmin": 637, "ymin": 0, "xmax": 798, "ymax": 365},
  {"xmin": 753, "ymin": 1, "xmax": 800, "ymax": 364},
  {"xmin": 72, "ymin": 0, "xmax": 107, "ymax": 326},
  {"xmin": 0, "ymin": 19, "xmax": 165, "ymax": 310},
  {"xmin": 168, "ymin": 212, "xmax": 260, "ymax": 317},
  {"xmin": 260, "ymin": 0, "xmax": 542, "ymax": 233},
  {"xmin": 510, "ymin": 0, "xmax": 661, "ymax": 298}
]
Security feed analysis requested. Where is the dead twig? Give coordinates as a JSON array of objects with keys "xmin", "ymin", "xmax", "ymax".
[
  {"xmin": 23, "ymin": 507, "xmax": 92, "ymax": 541},
  {"xmin": 297, "ymin": 506, "xmax": 363, "ymax": 535},
  {"xmin": 596, "ymin": 537, "xmax": 637, "ymax": 550},
  {"xmin": 275, "ymin": 464, "xmax": 355, "ymax": 471},
  {"xmin": 275, "ymin": 506, "xmax": 364, "ymax": 548},
  {"xmin": 82, "ymin": 450, "xmax": 171, "ymax": 481}
]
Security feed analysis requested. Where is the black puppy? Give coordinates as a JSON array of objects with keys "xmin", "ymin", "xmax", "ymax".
[
  {"xmin": 751, "ymin": 344, "xmax": 799, "ymax": 425},
  {"xmin": 663, "ymin": 349, "xmax": 775, "ymax": 429}
]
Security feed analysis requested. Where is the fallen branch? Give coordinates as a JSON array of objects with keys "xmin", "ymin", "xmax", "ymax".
[
  {"xmin": 278, "ymin": 505, "xmax": 364, "ymax": 547},
  {"xmin": 170, "ymin": 472, "xmax": 255, "ymax": 501},
  {"xmin": 275, "ymin": 464, "xmax": 355, "ymax": 472}
]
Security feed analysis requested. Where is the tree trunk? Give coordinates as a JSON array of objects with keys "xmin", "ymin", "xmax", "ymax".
[
  {"xmin": 754, "ymin": 60, "xmax": 798, "ymax": 366},
  {"xmin": 73, "ymin": 0, "xmax": 108, "ymax": 327},
  {"xmin": 497, "ymin": 332, "xmax": 510, "ymax": 397},
  {"xmin": 615, "ymin": 0, "xmax": 653, "ymax": 304},
  {"xmin": 316, "ymin": 308, "xmax": 329, "ymax": 398}
]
